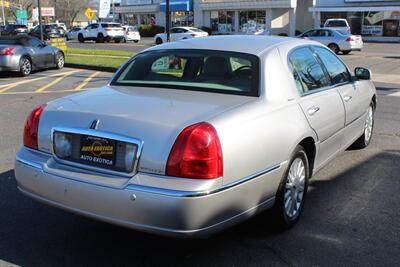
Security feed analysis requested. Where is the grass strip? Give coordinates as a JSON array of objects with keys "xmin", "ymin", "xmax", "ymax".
[
  {"xmin": 66, "ymin": 55, "xmax": 128, "ymax": 68},
  {"xmin": 66, "ymin": 48, "xmax": 134, "ymax": 58}
]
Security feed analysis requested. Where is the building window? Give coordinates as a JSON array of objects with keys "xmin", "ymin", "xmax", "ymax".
[
  {"xmin": 239, "ymin": 10, "xmax": 266, "ymax": 33},
  {"xmin": 210, "ymin": 11, "xmax": 235, "ymax": 33},
  {"xmin": 362, "ymin": 11, "xmax": 400, "ymax": 37},
  {"xmin": 172, "ymin": 11, "xmax": 194, "ymax": 27}
]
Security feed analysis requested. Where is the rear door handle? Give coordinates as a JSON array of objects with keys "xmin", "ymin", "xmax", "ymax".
[
  {"xmin": 308, "ymin": 106, "xmax": 320, "ymax": 116},
  {"xmin": 343, "ymin": 95, "xmax": 352, "ymax": 102}
]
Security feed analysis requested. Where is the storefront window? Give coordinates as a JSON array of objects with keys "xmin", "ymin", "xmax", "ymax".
[
  {"xmin": 239, "ymin": 10, "xmax": 266, "ymax": 33},
  {"xmin": 362, "ymin": 11, "xmax": 400, "ymax": 37},
  {"xmin": 172, "ymin": 11, "xmax": 194, "ymax": 27},
  {"xmin": 140, "ymin": 14, "xmax": 156, "ymax": 25},
  {"xmin": 210, "ymin": 11, "xmax": 235, "ymax": 33}
]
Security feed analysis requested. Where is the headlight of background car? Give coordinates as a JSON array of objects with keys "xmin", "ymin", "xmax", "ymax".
[{"xmin": 53, "ymin": 132, "xmax": 72, "ymax": 158}]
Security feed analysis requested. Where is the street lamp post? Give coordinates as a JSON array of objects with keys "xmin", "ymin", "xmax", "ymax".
[
  {"xmin": 37, "ymin": 0, "xmax": 43, "ymax": 41},
  {"xmin": 166, "ymin": 0, "xmax": 170, "ymax": 42}
]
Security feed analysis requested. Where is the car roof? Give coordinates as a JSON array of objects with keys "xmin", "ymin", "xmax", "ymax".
[{"xmin": 147, "ymin": 35, "xmax": 311, "ymax": 56}]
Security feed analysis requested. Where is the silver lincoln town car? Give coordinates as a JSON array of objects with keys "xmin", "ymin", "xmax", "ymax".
[{"xmin": 15, "ymin": 36, "xmax": 376, "ymax": 237}]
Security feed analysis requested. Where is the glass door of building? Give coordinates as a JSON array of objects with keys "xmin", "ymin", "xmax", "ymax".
[{"xmin": 383, "ymin": 20, "xmax": 399, "ymax": 36}]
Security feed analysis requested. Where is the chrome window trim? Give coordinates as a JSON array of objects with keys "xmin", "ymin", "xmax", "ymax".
[{"xmin": 50, "ymin": 127, "xmax": 144, "ymax": 178}]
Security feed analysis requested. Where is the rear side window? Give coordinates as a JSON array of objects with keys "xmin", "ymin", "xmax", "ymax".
[
  {"xmin": 101, "ymin": 23, "xmax": 121, "ymax": 28},
  {"xmin": 288, "ymin": 47, "xmax": 330, "ymax": 93},
  {"xmin": 313, "ymin": 47, "xmax": 351, "ymax": 85},
  {"xmin": 112, "ymin": 50, "xmax": 260, "ymax": 96}
]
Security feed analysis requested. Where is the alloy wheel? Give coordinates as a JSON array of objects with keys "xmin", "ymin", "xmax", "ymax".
[
  {"xmin": 21, "ymin": 58, "xmax": 31, "ymax": 76},
  {"xmin": 364, "ymin": 105, "xmax": 374, "ymax": 144},
  {"xmin": 57, "ymin": 53, "xmax": 64, "ymax": 69},
  {"xmin": 284, "ymin": 158, "xmax": 306, "ymax": 219}
]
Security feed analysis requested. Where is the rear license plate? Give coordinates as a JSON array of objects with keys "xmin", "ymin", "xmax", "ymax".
[{"xmin": 80, "ymin": 135, "xmax": 116, "ymax": 167}]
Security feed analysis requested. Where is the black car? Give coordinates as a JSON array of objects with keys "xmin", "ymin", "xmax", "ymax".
[
  {"xmin": 29, "ymin": 24, "xmax": 62, "ymax": 40},
  {"xmin": 1, "ymin": 24, "xmax": 28, "ymax": 36}
]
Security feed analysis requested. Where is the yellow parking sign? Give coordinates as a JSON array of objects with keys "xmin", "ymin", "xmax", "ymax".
[
  {"xmin": 49, "ymin": 37, "xmax": 67, "ymax": 52},
  {"xmin": 85, "ymin": 8, "xmax": 95, "ymax": 20}
]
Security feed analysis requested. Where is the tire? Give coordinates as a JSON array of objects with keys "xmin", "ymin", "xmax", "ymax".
[
  {"xmin": 55, "ymin": 52, "xmax": 64, "ymax": 69},
  {"xmin": 351, "ymin": 103, "xmax": 375, "ymax": 149},
  {"xmin": 342, "ymin": 50, "xmax": 351, "ymax": 55},
  {"xmin": 78, "ymin": 34, "xmax": 84, "ymax": 43},
  {"xmin": 19, "ymin": 56, "xmax": 32, "ymax": 77},
  {"xmin": 123, "ymin": 38, "xmax": 127, "ymax": 43},
  {"xmin": 272, "ymin": 145, "xmax": 309, "ymax": 230},
  {"xmin": 66, "ymin": 35, "xmax": 69, "ymax": 41},
  {"xmin": 134, "ymin": 40, "xmax": 139, "ymax": 43},
  {"xmin": 328, "ymin": 43, "xmax": 340, "ymax": 54},
  {"xmin": 155, "ymin": 37, "xmax": 163, "ymax": 45},
  {"xmin": 115, "ymin": 39, "xmax": 121, "ymax": 43},
  {"xmin": 97, "ymin": 34, "xmax": 104, "ymax": 43}
]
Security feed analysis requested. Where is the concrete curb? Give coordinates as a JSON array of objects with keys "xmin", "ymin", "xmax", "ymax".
[{"xmin": 65, "ymin": 63, "xmax": 118, "ymax": 73}]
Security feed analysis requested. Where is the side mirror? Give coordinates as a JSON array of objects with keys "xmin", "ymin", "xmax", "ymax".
[{"xmin": 355, "ymin": 67, "xmax": 372, "ymax": 80}]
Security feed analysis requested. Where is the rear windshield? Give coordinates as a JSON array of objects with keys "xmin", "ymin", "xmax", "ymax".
[
  {"xmin": 112, "ymin": 50, "xmax": 260, "ymax": 96},
  {"xmin": 326, "ymin": 21, "xmax": 347, "ymax": 27},
  {"xmin": 102, "ymin": 23, "xmax": 122, "ymax": 28},
  {"xmin": 336, "ymin": 29, "xmax": 350, "ymax": 36},
  {"xmin": 9, "ymin": 24, "xmax": 27, "ymax": 29}
]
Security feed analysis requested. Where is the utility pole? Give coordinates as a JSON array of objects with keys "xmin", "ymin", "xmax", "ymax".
[
  {"xmin": 37, "ymin": 0, "xmax": 43, "ymax": 41},
  {"xmin": 166, "ymin": 0, "xmax": 170, "ymax": 42},
  {"xmin": 112, "ymin": 0, "xmax": 115, "ymax": 22},
  {"xmin": 1, "ymin": 0, "xmax": 6, "ymax": 26}
]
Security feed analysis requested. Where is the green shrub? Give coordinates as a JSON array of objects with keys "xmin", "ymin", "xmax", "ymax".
[{"xmin": 139, "ymin": 25, "xmax": 165, "ymax": 37}]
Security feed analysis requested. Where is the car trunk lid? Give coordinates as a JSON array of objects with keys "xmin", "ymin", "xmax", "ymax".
[{"xmin": 38, "ymin": 86, "xmax": 255, "ymax": 176}]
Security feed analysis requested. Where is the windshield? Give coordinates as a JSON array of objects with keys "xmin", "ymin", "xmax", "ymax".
[
  {"xmin": 102, "ymin": 23, "xmax": 122, "ymax": 28},
  {"xmin": 112, "ymin": 50, "xmax": 260, "ymax": 96}
]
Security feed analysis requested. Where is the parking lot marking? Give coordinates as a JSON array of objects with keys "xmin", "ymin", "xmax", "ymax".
[
  {"xmin": 0, "ymin": 70, "xmax": 81, "ymax": 93},
  {"xmin": 35, "ymin": 70, "xmax": 81, "ymax": 93},
  {"xmin": 388, "ymin": 91, "xmax": 400, "ymax": 97},
  {"xmin": 74, "ymin": 71, "xmax": 101, "ymax": 91}
]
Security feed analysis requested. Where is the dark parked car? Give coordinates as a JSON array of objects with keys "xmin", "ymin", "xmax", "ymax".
[
  {"xmin": 29, "ymin": 24, "xmax": 62, "ymax": 40},
  {"xmin": 0, "ymin": 35, "xmax": 64, "ymax": 76},
  {"xmin": 1, "ymin": 24, "xmax": 28, "ymax": 36}
]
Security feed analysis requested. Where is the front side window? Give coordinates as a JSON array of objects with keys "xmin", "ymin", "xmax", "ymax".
[
  {"xmin": 112, "ymin": 50, "xmax": 259, "ymax": 96},
  {"xmin": 313, "ymin": 47, "xmax": 351, "ymax": 85},
  {"xmin": 289, "ymin": 47, "xmax": 330, "ymax": 93}
]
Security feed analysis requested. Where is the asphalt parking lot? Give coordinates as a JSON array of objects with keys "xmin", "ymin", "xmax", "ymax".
[{"xmin": 0, "ymin": 43, "xmax": 400, "ymax": 266}]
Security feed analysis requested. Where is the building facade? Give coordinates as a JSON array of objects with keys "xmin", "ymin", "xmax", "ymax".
[
  {"xmin": 310, "ymin": 0, "xmax": 400, "ymax": 42},
  {"xmin": 116, "ymin": 0, "xmax": 314, "ymax": 36}
]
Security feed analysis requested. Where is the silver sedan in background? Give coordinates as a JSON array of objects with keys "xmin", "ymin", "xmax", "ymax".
[
  {"xmin": 298, "ymin": 28, "xmax": 363, "ymax": 55},
  {"xmin": 0, "ymin": 36, "xmax": 64, "ymax": 76},
  {"xmin": 15, "ymin": 36, "xmax": 376, "ymax": 237}
]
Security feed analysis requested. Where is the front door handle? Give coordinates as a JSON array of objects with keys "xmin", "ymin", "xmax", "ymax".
[
  {"xmin": 308, "ymin": 106, "xmax": 320, "ymax": 116},
  {"xmin": 343, "ymin": 95, "xmax": 352, "ymax": 102}
]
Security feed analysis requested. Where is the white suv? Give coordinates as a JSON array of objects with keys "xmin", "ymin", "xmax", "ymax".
[{"xmin": 78, "ymin": 23, "xmax": 125, "ymax": 43}]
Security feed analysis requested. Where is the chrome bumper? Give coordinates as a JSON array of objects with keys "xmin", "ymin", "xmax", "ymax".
[{"xmin": 15, "ymin": 147, "xmax": 284, "ymax": 237}]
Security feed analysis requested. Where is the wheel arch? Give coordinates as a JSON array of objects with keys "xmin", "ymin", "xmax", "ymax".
[
  {"xmin": 298, "ymin": 137, "xmax": 316, "ymax": 177},
  {"xmin": 372, "ymin": 94, "xmax": 377, "ymax": 110}
]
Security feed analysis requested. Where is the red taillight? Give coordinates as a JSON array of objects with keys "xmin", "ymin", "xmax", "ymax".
[
  {"xmin": 346, "ymin": 36, "xmax": 354, "ymax": 42},
  {"xmin": 0, "ymin": 47, "xmax": 14, "ymax": 56},
  {"xmin": 105, "ymin": 28, "xmax": 112, "ymax": 32},
  {"xmin": 191, "ymin": 33, "xmax": 197, "ymax": 37},
  {"xmin": 166, "ymin": 122, "xmax": 223, "ymax": 179},
  {"xmin": 23, "ymin": 104, "xmax": 46, "ymax": 150}
]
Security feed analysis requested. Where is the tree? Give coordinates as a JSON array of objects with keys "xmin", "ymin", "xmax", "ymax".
[{"xmin": 54, "ymin": 0, "xmax": 91, "ymax": 27}]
